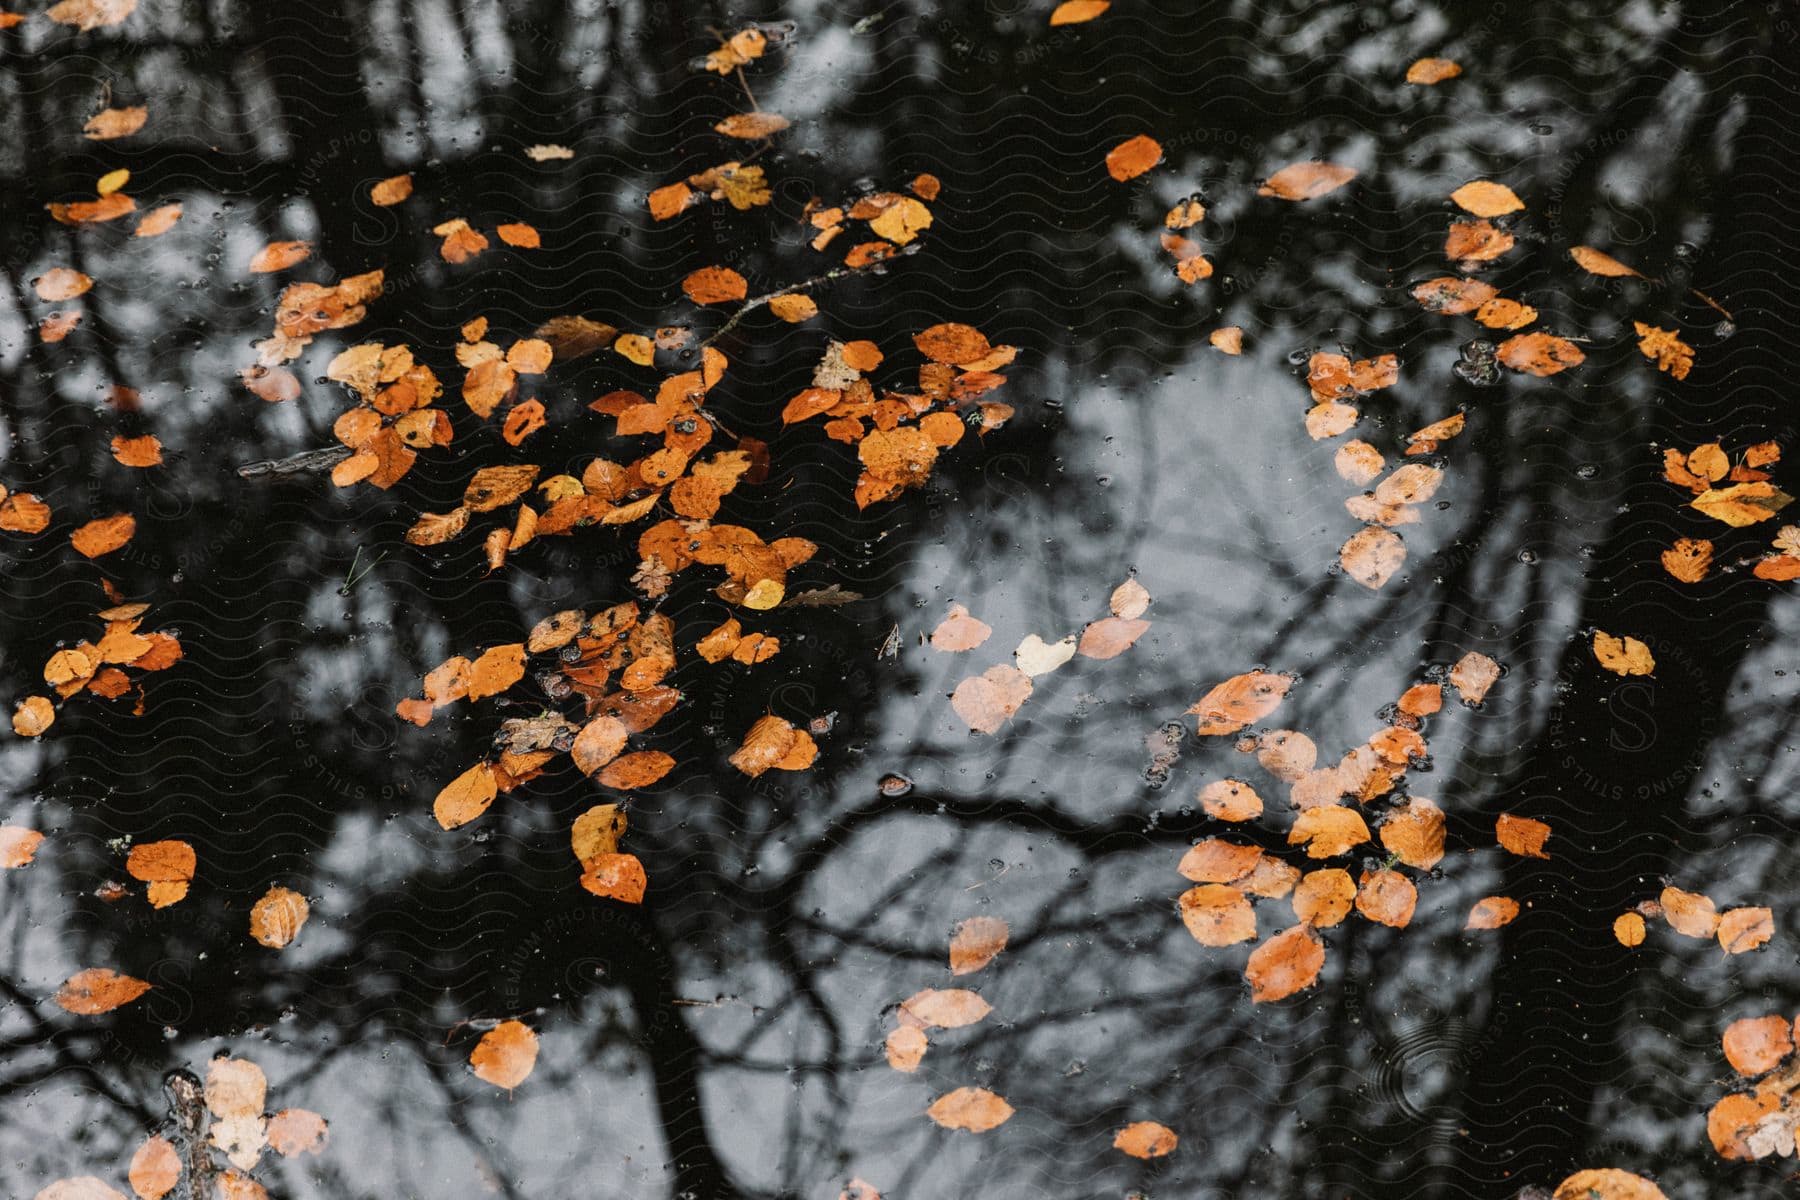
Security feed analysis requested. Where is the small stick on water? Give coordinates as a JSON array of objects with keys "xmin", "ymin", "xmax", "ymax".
[{"xmin": 339, "ymin": 547, "xmax": 386, "ymax": 595}]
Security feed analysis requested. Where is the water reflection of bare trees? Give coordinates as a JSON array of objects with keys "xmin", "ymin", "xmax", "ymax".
[{"xmin": 0, "ymin": 1, "xmax": 1794, "ymax": 1197}]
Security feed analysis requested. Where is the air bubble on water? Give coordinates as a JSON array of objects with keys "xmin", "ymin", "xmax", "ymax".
[
  {"xmin": 1576, "ymin": 463, "xmax": 1598, "ymax": 479},
  {"xmin": 1673, "ymin": 242, "xmax": 1698, "ymax": 260},
  {"xmin": 1518, "ymin": 549, "xmax": 1537, "ymax": 564}
]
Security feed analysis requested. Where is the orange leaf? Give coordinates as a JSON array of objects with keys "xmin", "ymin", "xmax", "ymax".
[
  {"xmin": 266, "ymin": 1108, "xmax": 328, "ymax": 1157},
  {"xmin": 1552, "ymin": 1170, "xmax": 1667, "ymax": 1200},
  {"xmin": 71, "ymin": 513, "xmax": 136, "ymax": 558},
  {"xmin": 1447, "ymin": 651, "xmax": 1500, "ymax": 704},
  {"xmin": 1178, "ymin": 884, "xmax": 1257, "ymax": 946},
  {"xmin": 128, "ymin": 1136, "xmax": 181, "ymax": 1199},
  {"xmin": 682, "ymin": 265, "xmax": 748, "ymax": 305},
  {"xmin": 1188, "ymin": 670, "xmax": 1291, "ymax": 735},
  {"xmin": 109, "ymin": 434, "xmax": 162, "ymax": 467},
  {"xmin": 1660, "ymin": 537, "xmax": 1712, "ymax": 583},
  {"xmin": 579, "ymin": 851, "xmax": 648, "ymax": 903},
  {"xmin": 1244, "ymin": 924, "xmax": 1325, "ymax": 1002},
  {"xmin": 1354, "ymin": 868, "xmax": 1417, "ymax": 928},
  {"xmin": 84, "ymin": 105, "xmax": 147, "ymax": 139},
  {"xmin": 729, "ymin": 714, "xmax": 817, "ymax": 777},
  {"xmin": 900, "ymin": 987, "xmax": 991, "ymax": 1029},
  {"xmin": 1718, "ymin": 906, "xmax": 1774, "ymax": 955},
  {"xmin": 1104, "ymin": 134, "xmax": 1162, "ymax": 182},
  {"xmin": 249, "ymin": 886, "xmax": 310, "ymax": 949},
  {"xmin": 1049, "ymin": 0, "xmax": 1108, "ymax": 24},
  {"xmin": 497, "ymin": 222, "xmax": 541, "ymax": 248},
  {"xmin": 925, "ymin": 1087, "xmax": 1014, "ymax": 1132},
  {"xmin": 370, "ymin": 174, "xmax": 412, "ymax": 205},
  {"xmin": 1450, "ymin": 179, "xmax": 1524, "ymax": 217},
  {"xmin": 1258, "ymin": 161, "xmax": 1357, "ymax": 201},
  {"xmin": 948, "ymin": 916, "xmax": 1008, "ymax": 975},
  {"xmin": 433, "ymin": 762, "xmax": 498, "ymax": 830},
  {"xmin": 1496, "ymin": 332, "xmax": 1585, "ymax": 376},
  {"xmin": 930, "ymin": 604, "xmax": 991, "ymax": 651},
  {"xmin": 470, "ymin": 1020, "xmax": 538, "ymax": 1089},
  {"xmin": 1197, "ymin": 778, "xmax": 1262, "ymax": 822},
  {"xmin": 1613, "ymin": 912, "xmax": 1646, "ymax": 947},
  {"xmin": 12, "ymin": 695, "xmax": 56, "ymax": 737},
  {"xmin": 249, "ymin": 240, "xmax": 312, "ymax": 273},
  {"xmin": 1292, "ymin": 868, "xmax": 1355, "ymax": 927},
  {"xmin": 54, "ymin": 967, "xmax": 151, "ymax": 1014},
  {"xmin": 1496, "ymin": 813, "xmax": 1551, "ymax": 859},
  {"xmin": 1661, "ymin": 886, "xmax": 1719, "ymax": 938},
  {"xmin": 715, "ymin": 112, "xmax": 791, "ymax": 139},
  {"xmin": 1177, "ymin": 838, "xmax": 1263, "ymax": 883},
  {"xmin": 595, "ymin": 750, "xmax": 675, "ymax": 790},
  {"xmin": 1723, "ymin": 1014, "xmax": 1792, "ymax": 1076},
  {"xmin": 1569, "ymin": 245, "xmax": 1642, "ymax": 278},
  {"xmin": 1378, "ymin": 797, "xmax": 1446, "ymax": 869},
  {"xmin": 1113, "ymin": 1121, "xmax": 1178, "ymax": 1158},
  {"xmin": 1288, "ymin": 806, "xmax": 1370, "ymax": 858},
  {"xmin": 1405, "ymin": 57, "xmax": 1461, "ymax": 84},
  {"xmin": 950, "ymin": 664, "xmax": 1033, "ymax": 734},
  {"xmin": 1466, "ymin": 896, "xmax": 1520, "ymax": 929},
  {"xmin": 1592, "ymin": 630, "xmax": 1654, "ymax": 676}
]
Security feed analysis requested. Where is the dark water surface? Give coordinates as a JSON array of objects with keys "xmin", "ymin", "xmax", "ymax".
[{"xmin": 3, "ymin": 1, "xmax": 1799, "ymax": 1197}]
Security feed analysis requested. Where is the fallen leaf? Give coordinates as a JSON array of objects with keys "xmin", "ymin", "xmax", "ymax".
[
  {"xmin": 71, "ymin": 513, "xmax": 135, "ymax": 558},
  {"xmin": 125, "ymin": 840, "xmax": 194, "ymax": 908},
  {"xmin": 885, "ymin": 1024, "xmax": 927, "ymax": 1071},
  {"xmin": 35, "ymin": 1179, "xmax": 130, "ymax": 1200},
  {"xmin": 1613, "ymin": 912, "xmax": 1646, "ymax": 947},
  {"xmin": 931, "ymin": 604, "xmax": 991, "ymax": 651},
  {"xmin": 901, "ymin": 988, "xmax": 991, "ymax": 1029},
  {"xmin": 1552, "ymin": 1170, "xmax": 1666, "ymax": 1200},
  {"xmin": 1258, "ymin": 162, "xmax": 1358, "ymax": 201},
  {"xmin": 109, "ymin": 434, "xmax": 162, "ymax": 467},
  {"xmin": 1340, "ymin": 525, "xmax": 1404, "ymax": 588},
  {"xmin": 249, "ymin": 886, "xmax": 310, "ymax": 949},
  {"xmin": 1104, "ymin": 134, "xmax": 1162, "ymax": 182},
  {"xmin": 433, "ymin": 762, "xmax": 498, "ymax": 830},
  {"xmin": 1210, "ymin": 326, "xmax": 1243, "ymax": 354},
  {"xmin": 1691, "ymin": 482, "xmax": 1793, "ymax": 527},
  {"xmin": 470, "ymin": 1020, "xmax": 538, "ymax": 1089},
  {"xmin": 1660, "ymin": 537, "xmax": 1712, "ymax": 583},
  {"xmin": 127, "ymin": 1136, "xmax": 181, "ymax": 1199},
  {"xmin": 1379, "ymin": 797, "xmax": 1446, "ymax": 869},
  {"xmin": 46, "ymin": 0, "xmax": 137, "ymax": 29},
  {"xmin": 12, "ymin": 696, "xmax": 55, "ymax": 736},
  {"xmin": 579, "ymin": 852, "xmax": 647, "ymax": 903},
  {"xmin": 949, "ymin": 916, "xmax": 1008, "ymax": 975},
  {"xmin": 926, "ymin": 1087, "xmax": 1014, "ymax": 1132},
  {"xmin": 249, "ymin": 240, "xmax": 311, "ymax": 274},
  {"xmin": 496, "ymin": 222, "xmax": 540, "ymax": 248},
  {"xmin": 84, "ymin": 106, "xmax": 147, "ymax": 140},
  {"xmin": 1569, "ymin": 246, "xmax": 1643, "ymax": 278},
  {"xmin": 1292, "ymin": 868, "xmax": 1355, "ymax": 927},
  {"xmin": 1661, "ymin": 886, "xmax": 1719, "ymax": 938},
  {"xmin": 1405, "ymin": 57, "xmax": 1461, "ymax": 84},
  {"xmin": 54, "ymin": 967, "xmax": 151, "ymax": 1014},
  {"xmin": 1113, "ymin": 1121, "xmax": 1178, "ymax": 1158},
  {"xmin": 525, "ymin": 143, "xmax": 573, "ymax": 161},
  {"xmin": 266, "ymin": 1109, "xmax": 328, "ymax": 1157},
  {"xmin": 1049, "ymin": 0, "xmax": 1109, "ymax": 23},
  {"xmin": 35, "ymin": 267, "xmax": 93, "ymax": 302},
  {"xmin": 1448, "ymin": 651, "xmax": 1501, "ymax": 704},
  {"xmin": 1496, "ymin": 332, "xmax": 1585, "ymax": 376},
  {"xmin": 950, "ymin": 664, "xmax": 1033, "ymax": 734},
  {"xmin": 1718, "ymin": 906, "xmax": 1774, "ymax": 955},
  {"xmin": 1013, "ymin": 634, "xmax": 1076, "ymax": 677},
  {"xmin": 370, "ymin": 174, "xmax": 412, "ymax": 205},
  {"xmin": 1445, "ymin": 219, "xmax": 1514, "ymax": 262},
  {"xmin": 1245, "ymin": 924, "xmax": 1325, "ymax": 1002},
  {"xmin": 1496, "ymin": 813, "xmax": 1551, "ymax": 859},
  {"xmin": 1198, "ymin": 778, "xmax": 1262, "ymax": 821},
  {"xmin": 1723, "ymin": 1015, "xmax": 1792, "ymax": 1076},
  {"xmin": 1288, "ymin": 806, "xmax": 1370, "ymax": 858},
  {"xmin": 1189, "ymin": 671, "xmax": 1291, "ymax": 735},
  {"xmin": 729, "ymin": 715, "xmax": 817, "ymax": 776},
  {"xmin": 1354, "ymin": 868, "xmax": 1416, "ymax": 928},
  {"xmin": 1450, "ymin": 180, "xmax": 1524, "ymax": 217},
  {"xmin": 1466, "ymin": 896, "xmax": 1520, "ymax": 930},
  {"xmin": 1179, "ymin": 884, "xmax": 1257, "ymax": 946},
  {"xmin": 1633, "ymin": 321, "xmax": 1693, "ymax": 380},
  {"xmin": 1592, "ymin": 630, "xmax": 1654, "ymax": 676},
  {"xmin": 1077, "ymin": 616, "xmax": 1149, "ymax": 659},
  {"xmin": 1177, "ymin": 838, "xmax": 1263, "ymax": 883},
  {"xmin": 682, "ymin": 265, "xmax": 748, "ymax": 305}
]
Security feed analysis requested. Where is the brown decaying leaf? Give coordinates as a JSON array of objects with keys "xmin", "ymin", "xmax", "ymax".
[
  {"xmin": 1413, "ymin": 275, "xmax": 1500, "ymax": 315},
  {"xmin": 1496, "ymin": 813, "xmax": 1551, "ymax": 859},
  {"xmin": 900, "ymin": 987, "xmax": 991, "ymax": 1029},
  {"xmin": 1198, "ymin": 778, "xmax": 1262, "ymax": 821},
  {"xmin": 54, "ymin": 967, "xmax": 151, "ymax": 1014},
  {"xmin": 1188, "ymin": 670, "xmax": 1291, "ymax": 735},
  {"xmin": 1466, "ymin": 896, "xmax": 1521, "ymax": 930},
  {"xmin": 249, "ymin": 886, "xmax": 310, "ymax": 949},
  {"xmin": 580, "ymin": 852, "xmax": 647, "ymax": 903},
  {"xmin": 1691, "ymin": 482, "xmax": 1794, "ymax": 527},
  {"xmin": 682, "ymin": 265, "xmax": 748, "ymax": 305},
  {"xmin": 1113, "ymin": 1121, "xmax": 1179, "ymax": 1158},
  {"xmin": 1592, "ymin": 630, "xmax": 1654, "ymax": 676},
  {"xmin": 1444, "ymin": 218, "xmax": 1513, "ymax": 262},
  {"xmin": 1569, "ymin": 245, "xmax": 1643, "ymax": 278},
  {"xmin": 1288, "ymin": 806, "xmax": 1370, "ymax": 858},
  {"xmin": 926, "ymin": 1087, "xmax": 1014, "ymax": 1132},
  {"xmin": 1104, "ymin": 134, "xmax": 1162, "ymax": 182},
  {"xmin": 1379, "ymin": 797, "xmax": 1445, "ymax": 870},
  {"xmin": 125, "ymin": 840, "xmax": 194, "ymax": 908},
  {"xmin": 1258, "ymin": 162, "xmax": 1358, "ymax": 201},
  {"xmin": 1179, "ymin": 884, "xmax": 1256, "ymax": 946},
  {"xmin": 948, "ymin": 916, "xmax": 1008, "ymax": 975},
  {"xmin": 470, "ymin": 1019, "xmax": 538, "ymax": 1089},
  {"xmin": 729, "ymin": 715, "xmax": 817, "ymax": 776},
  {"xmin": 1633, "ymin": 321, "xmax": 1693, "ymax": 380},
  {"xmin": 1245, "ymin": 924, "xmax": 1325, "ymax": 1002}
]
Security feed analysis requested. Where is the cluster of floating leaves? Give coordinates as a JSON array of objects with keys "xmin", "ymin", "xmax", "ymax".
[
  {"xmin": 1174, "ymin": 653, "xmax": 1521, "ymax": 1001},
  {"xmin": 941, "ymin": 578, "xmax": 1150, "ymax": 733},
  {"xmin": 34, "ymin": 1055, "xmax": 326, "ymax": 1200},
  {"xmin": 11, "ymin": 598, "xmax": 180, "ymax": 737}
]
